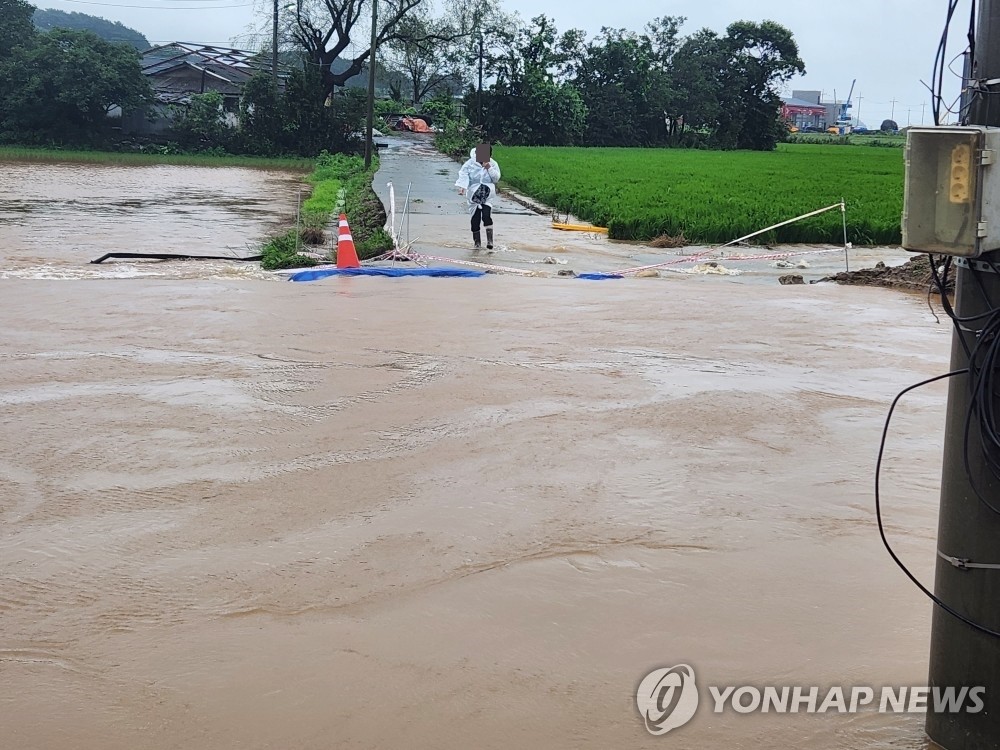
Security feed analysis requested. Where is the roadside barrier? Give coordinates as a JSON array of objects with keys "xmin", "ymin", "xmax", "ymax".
[{"xmin": 336, "ymin": 214, "xmax": 361, "ymax": 269}]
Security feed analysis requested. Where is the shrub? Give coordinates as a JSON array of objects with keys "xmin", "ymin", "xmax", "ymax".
[{"xmin": 260, "ymin": 229, "xmax": 318, "ymax": 270}]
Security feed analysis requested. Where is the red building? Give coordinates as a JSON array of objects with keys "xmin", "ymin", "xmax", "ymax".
[{"xmin": 781, "ymin": 97, "xmax": 827, "ymax": 130}]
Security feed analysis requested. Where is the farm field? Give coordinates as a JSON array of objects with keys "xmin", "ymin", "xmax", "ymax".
[
  {"xmin": 0, "ymin": 146, "xmax": 311, "ymax": 170},
  {"xmin": 494, "ymin": 143, "xmax": 905, "ymax": 245}
]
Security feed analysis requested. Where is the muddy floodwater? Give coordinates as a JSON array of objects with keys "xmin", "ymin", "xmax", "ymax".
[
  {"xmin": 0, "ymin": 159, "xmax": 952, "ymax": 749},
  {"xmin": 0, "ymin": 160, "xmax": 303, "ymax": 278}
]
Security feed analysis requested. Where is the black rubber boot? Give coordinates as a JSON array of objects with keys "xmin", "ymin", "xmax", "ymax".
[
  {"xmin": 486, "ymin": 227, "xmax": 494, "ymax": 249},
  {"xmin": 472, "ymin": 231, "xmax": 481, "ymax": 249}
]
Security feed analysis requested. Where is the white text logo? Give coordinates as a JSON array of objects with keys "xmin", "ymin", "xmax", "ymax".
[{"xmin": 636, "ymin": 665, "xmax": 699, "ymax": 735}]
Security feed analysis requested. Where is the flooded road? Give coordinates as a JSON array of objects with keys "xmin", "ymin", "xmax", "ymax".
[
  {"xmin": 0, "ymin": 275, "xmax": 950, "ymax": 749},
  {"xmin": 0, "ymin": 161, "xmax": 303, "ymax": 278}
]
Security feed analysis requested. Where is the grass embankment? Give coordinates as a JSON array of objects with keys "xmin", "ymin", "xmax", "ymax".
[
  {"xmin": 260, "ymin": 152, "xmax": 392, "ymax": 270},
  {"xmin": 0, "ymin": 145, "xmax": 311, "ymax": 170},
  {"xmin": 494, "ymin": 143, "xmax": 904, "ymax": 245}
]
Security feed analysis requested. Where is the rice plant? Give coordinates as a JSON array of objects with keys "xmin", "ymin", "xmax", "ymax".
[{"xmin": 494, "ymin": 143, "xmax": 904, "ymax": 245}]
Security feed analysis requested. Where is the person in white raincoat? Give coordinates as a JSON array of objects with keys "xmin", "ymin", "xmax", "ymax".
[{"xmin": 455, "ymin": 145, "xmax": 501, "ymax": 250}]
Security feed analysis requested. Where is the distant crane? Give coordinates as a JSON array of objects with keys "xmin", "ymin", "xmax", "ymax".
[{"xmin": 830, "ymin": 79, "xmax": 857, "ymax": 134}]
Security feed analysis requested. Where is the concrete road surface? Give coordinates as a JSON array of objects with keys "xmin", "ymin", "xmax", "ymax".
[{"xmin": 371, "ymin": 133, "xmax": 912, "ymax": 283}]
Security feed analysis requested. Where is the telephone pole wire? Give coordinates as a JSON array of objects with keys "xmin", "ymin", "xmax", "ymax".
[{"xmin": 926, "ymin": 0, "xmax": 1000, "ymax": 747}]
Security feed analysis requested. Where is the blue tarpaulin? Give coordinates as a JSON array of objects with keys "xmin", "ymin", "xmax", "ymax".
[
  {"xmin": 576, "ymin": 273, "xmax": 624, "ymax": 280},
  {"xmin": 289, "ymin": 267, "xmax": 486, "ymax": 282}
]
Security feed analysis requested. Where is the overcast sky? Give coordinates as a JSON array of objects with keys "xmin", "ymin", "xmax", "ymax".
[{"xmin": 34, "ymin": 0, "xmax": 971, "ymax": 128}]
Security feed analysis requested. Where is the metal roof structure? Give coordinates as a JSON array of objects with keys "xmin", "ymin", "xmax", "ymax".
[
  {"xmin": 781, "ymin": 97, "xmax": 828, "ymax": 112},
  {"xmin": 142, "ymin": 42, "xmax": 279, "ymax": 77},
  {"xmin": 140, "ymin": 43, "xmax": 290, "ymax": 104}
]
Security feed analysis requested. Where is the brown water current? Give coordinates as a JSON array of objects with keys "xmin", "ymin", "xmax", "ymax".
[
  {"xmin": 0, "ymin": 155, "xmax": 955, "ymax": 748},
  {"xmin": 0, "ymin": 272, "xmax": 950, "ymax": 748},
  {"xmin": 0, "ymin": 161, "xmax": 302, "ymax": 278}
]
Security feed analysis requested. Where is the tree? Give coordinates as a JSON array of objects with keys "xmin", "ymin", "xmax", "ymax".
[
  {"xmin": 668, "ymin": 29, "xmax": 726, "ymax": 140},
  {"xmin": 0, "ymin": 0, "xmax": 35, "ymax": 59},
  {"xmin": 32, "ymin": 8, "xmax": 149, "ymax": 50},
  {"xmin": 723, "ymin": 20, "xmax": 804, "ymax": 150},
  {"xmin": 291, "ymin": 0, "xmax": 456, "ymax": 99},
  {"xmin": 173, "ymin": 91, "xmax": 229, "ymax": 149},
  {"xmin": 880, "ymin": 119, "xmax": 898, "ymax": 132},
  {"xmin": 282, "ymin": 65, "xmax": 366, "ymax": 155},
  {"xmin": 571, "ymin": 27, "xmax": 669, "ymax": 146},
  {"xmin": 379, "ymin": 8, "xmax": 461, "ymax": 103},
  {"xmin": 475, "ymin": 16, "xmax": 586, "ymax": 146},
  {"xmin": 239, "ymin": 72, "xmax": 284, "ymax": 154},
  {"xmin": 444, "ymin": 0, "xmax": 515, "ymax": 125},
  {"xmin": 0, "ymin": 29, "xmax": 151, "ymax": 144},
  {"xmin": 645, "ymin": 15, "xmax": 685, "ymax": 67}
]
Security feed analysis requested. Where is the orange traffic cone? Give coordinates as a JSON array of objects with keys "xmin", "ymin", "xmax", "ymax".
[{"xmin": 336, "ymin": 213, "xmax": 360, "ymax": 269}]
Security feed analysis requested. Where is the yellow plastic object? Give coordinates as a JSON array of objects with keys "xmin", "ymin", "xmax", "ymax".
[{"xmin": 551, "ymin": 222, "xmax": 609, "ymax": 233}]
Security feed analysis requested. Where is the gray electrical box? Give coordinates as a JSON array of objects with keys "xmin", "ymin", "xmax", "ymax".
[{"xmin": 902, "ymin": 126, "xmax": 1000, "ymax": 257}]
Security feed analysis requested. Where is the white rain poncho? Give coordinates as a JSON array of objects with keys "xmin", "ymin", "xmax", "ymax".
[{"xmin": 455, "ymin": 148, "xmax": 501, "ymax": 214}]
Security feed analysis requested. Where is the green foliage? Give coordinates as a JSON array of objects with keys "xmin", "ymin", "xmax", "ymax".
[
  {"xmin": 283, "ymin": 66, "xmax": 364, "ymax": 156},
  {"xmin": 482, "ymin": 72, "xmax": 586, "ymax": 146},
  {"xmin": 376, "ymin": 98, "xmax": 413, "ymax": 118},
  {"xmin": 302, "ymin": 178, "xmax": 342, "ymax": 228},
  {"xmin": 473, "ymin": 15, "xmax": 588, "ymax": 146},
  {"xmin": 380, "ymin": 7, "xmax": 464, "ymax": 104},
  {"xmin": 0, "ymin": 0, "xmax": 35, "ymax": 59},
  {"xmin": 238, "ymin": 72, "xmax": 283, "ymax": 155},
  {"xmin": 32, "ymin": 8, "xmax": 149, "ymax": 49},
  {"xmin": 236, "ymin": 68, "xmax": 365, "ymax": 157},
  {"xmin": 571, "ymin": 27, "xmax": 668, "ymax": 147},
  {"xmin": 434, "ymin": 117, "xmax": 483, "ymax": 159},
  {"xmin": 724, "ymin": 20, "xmax": 805, "ymax": 150},
  {"xmin": 172, "ymin": 92, "xmax": 230, "ymax": 149},
  {"xmin": 332, "ymin": 153, "xmax": 391, "ymax": 260},
  {"xmin": 786, "ymin": 134, "xmax": 905, "ymax": 148},
  {"xmin": 669, "ymin": 30, "xmax": 724, "ymax": 136},
  {"xmin": 259, "ymin": 150, "xmax": 390, "ymax": 267},
  {"xmin": 495, "ymin": 142, "xmax": 904, "ymax": 245},
  {"xmin": 261, "ymin": 229, "xmax": 318, "ymax": 271},
  {"xmin": 419, "ymin": 90, "xmax": 457, "ymax": 123},
  {"xmin": 357, "ymin": 227, "xmax": 394, "ymax": 259},
  {"xmin": 0, "ymin": 28, "xmax": 152, "ymax": 145}
]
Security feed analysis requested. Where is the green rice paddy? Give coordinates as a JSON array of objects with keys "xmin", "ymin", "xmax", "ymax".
[{"xmin": 494, "ymin": 143, "xmax": 904, "ymax": 245}]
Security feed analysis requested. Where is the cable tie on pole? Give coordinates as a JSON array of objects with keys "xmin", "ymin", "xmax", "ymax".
[{"xmin": 938, "ymin": 550, "xmax": 1000, "ymax": 570}]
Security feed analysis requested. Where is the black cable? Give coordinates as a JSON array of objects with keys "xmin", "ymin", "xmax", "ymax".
[
  {"xmin": 876, "ymin": 368, "xmax": 1000, "ymax": 639},
  {"xmin": 960, "ymin": 264, "xmax": 1000, "ymax": 496},
  {"xmin": 962, "ymin": 0, "xmax": 978, "ymax": 124},
  {"xmin": 931, "ymin": 0, "xmax": 961, "ymax": 124},
  {"xmin": 927, "ymin": 253, "xmax": 1000, "ymax": 518},
  {"xmin": 928, "ymin": 255, "xmax": 976, "ymax": 365},
  {"xmin": 962, "ymin": 312, "xmax": 1000, "ymax": 513}
]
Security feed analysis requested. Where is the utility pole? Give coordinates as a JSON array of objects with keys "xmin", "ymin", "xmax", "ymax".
[
  {"xmin": 926, "ymin": 0, "xmax": 1000, "ymax": 747},
  {"xmin": 922, "ymin": 102, "xmax": 927, "ymax": 125},
  {"xmin": 855, "ymin": 95, "xmax": 862, "ymax": 126},
  {"xmin": 364, "ymin": 0, "xmax": 378, "ymax": 169},
  {"xmin": 272, "ymin": 0, "xmax": 279, "ymax": 87},
  {"xmin": 890, "ymin": 97, "xmax": 897, "ymax": 122},
  {"xmin": 477, "ymin": 33, "xmax": 484, "ymax": 127}
]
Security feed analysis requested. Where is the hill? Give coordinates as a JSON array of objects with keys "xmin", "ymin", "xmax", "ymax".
[{"xmin": 32, "ymin": 8, "xmax": 150, "ymax": 49}]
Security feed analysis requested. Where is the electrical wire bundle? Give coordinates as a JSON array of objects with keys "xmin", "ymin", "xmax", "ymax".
[
  {"xmin": 928, "ymin": 0, "xmax": 978, "ymax": 125},
  {"xmin": 877, "ymin": 253, "xmax": 1000, "ymax": 638}
]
